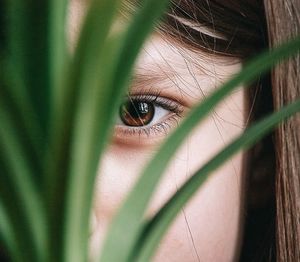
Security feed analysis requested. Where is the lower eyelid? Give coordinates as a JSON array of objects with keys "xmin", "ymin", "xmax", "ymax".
[{"xmin": 113, "ymin": 113, "xmax": 182, "ymax": 145}]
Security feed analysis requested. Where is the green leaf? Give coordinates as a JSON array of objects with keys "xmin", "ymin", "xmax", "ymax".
[
  {"xmin": 0, "ymin": 200, "xmax": 19, "ymax": 261},
  {"xmin": 49, "ymin": 0, "xmax": 69, "ymax": 107},
  {"xmin": 0, "ymin": 59, "xmax": 43, "ymax": 187},
  {"xmin": 3, "ymin": 1, "xmax": 68, "ymax": 260},
  {"xmin": 6, "ymin": 0, "xmax": 52, "ymax": 134},
  {"xmin": 2, "ymin": 1, "xmax": 46, "ymax": 185},
  {"xmin": 45, "ymin": 0, "xmax": 122, "ymax": 261},
  {"xmin": 0, "ymin": 106, "xmax": 47, "ymax": 262},
  {"xmin": 58, "ymin": 0, "xmax": 170, "ymax": 261},
  {"xmin": 101, "ymin": 36, "xmax": 300, "ymax": 262},
  {"xmin": 133, "ymin": 99, "xmax": 300, "ymax": 262}
]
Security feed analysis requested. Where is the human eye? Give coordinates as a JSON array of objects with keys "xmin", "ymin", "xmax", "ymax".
[{"xmin": 114, "ymin": 92, "xmax": 185, "ymax": 144}]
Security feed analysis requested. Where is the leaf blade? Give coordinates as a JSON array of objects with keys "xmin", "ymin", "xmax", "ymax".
[
  {"xmin": 98, "ymin": 1, "xmax": 171, "ymax": 261},
  {"xmin": 45, "ymin": 0, "xmax": 122, "ymax": 261},
  {"xmin": 0, "ymin": 107, "xmax": 47, "ymax": 262},
  {"xmin": 134, "ymin": 99, "xmax": 300, "ymax": 261}
]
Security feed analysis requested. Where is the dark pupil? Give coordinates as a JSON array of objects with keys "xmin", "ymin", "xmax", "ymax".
[{"xmin": 120, "ymin": 100, "xmax": 155, "ymax": 126}]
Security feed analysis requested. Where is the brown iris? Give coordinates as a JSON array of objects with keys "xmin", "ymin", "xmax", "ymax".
[{"xmin": 120, "ymin": 100, "xmax": 155, "ymax": 126}]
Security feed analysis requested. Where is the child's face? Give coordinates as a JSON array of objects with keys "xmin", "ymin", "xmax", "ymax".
[{"xmin": 69, "ymin": 1, "xmax": 247, "ymax": 261}]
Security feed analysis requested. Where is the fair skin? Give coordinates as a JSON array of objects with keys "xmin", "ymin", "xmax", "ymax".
[{"xmin": 69, "ymin": 1, "xmax": 247, "ymax": 261}]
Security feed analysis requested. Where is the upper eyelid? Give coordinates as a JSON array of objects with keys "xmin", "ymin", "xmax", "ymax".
[
  {"xmin": 128, "ymin": 84, "xmax": 192, "ymax": 108},
  {"xmin": 114, "ymin": 110, "xmax": 182, "ymax": 142},
  {"xmin": 127, "ymin": 93, "xmax": 185, "ymax": 111},
  {"xmin": 123, "ymin": 94, "xmax": 185, "ymax": 115}
]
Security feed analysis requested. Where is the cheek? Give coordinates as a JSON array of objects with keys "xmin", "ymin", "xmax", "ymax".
[
  {"xmin": 150, "ymin": 89, "xmax": 246, "ymax": 261},
  {"xmin": 91, "ymin": 89, "xmax": 246, "ymax": 261},
  {"xmin": 151, "ymin": 153, "xmax": 245, "ymax": 262}
]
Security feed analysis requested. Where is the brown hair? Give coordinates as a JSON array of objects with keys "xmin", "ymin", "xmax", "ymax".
[
  {"xmin": 264, "ymin": 1, "xmax": 300, "ymax": 261},
  {"xmin": 157, "ymin": 0, "xmax": 300, "ymax": 261}
]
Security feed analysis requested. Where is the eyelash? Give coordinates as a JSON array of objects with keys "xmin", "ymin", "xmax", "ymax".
[{"xmin": 115, "ymin": 93, "xmax": 184, "ymax": 139}]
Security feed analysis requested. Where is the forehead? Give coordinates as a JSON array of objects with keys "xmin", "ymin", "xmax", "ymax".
[
  {"xmin": 132, "ymin": 34, "xmax": 241, "ymax": 105},
  {"xmin": 67, "ymin": 0, "xmax": 242, "ymax": 102},
  {"xmin": 136, "ymin": 34, "xmax": 241, "ymax": 81}
]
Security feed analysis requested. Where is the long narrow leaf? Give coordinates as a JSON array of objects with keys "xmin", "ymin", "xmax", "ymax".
[
  {"xmin": 98, "ymin": 0, "xmax": 171, "ymax": 261},
  {"xmin": 7, "ymin": 1, "xmax": 51, "ymax": 133},
  {"xmin": 0, "ymin": 43, "xmax": 44, "ymax": 187},
  {"xmin": 45, "ymin": 0, "xmax": 121, "ymax": 261},
  {"xmin": 49, "ymin": 0, "xmax": 69, "ymax": 106},
  {"xmin": 62, "ymin": 0, "xmax": 170, "ymax": 261},
  {"xmin": 101, "ymin": 37, "xmax": 300, "ymax": 262},
  {"xmin": 62, "ymin": 37, "xmax": 121, "ymax": 262},
  {"xmin": 133, "ymin": 100, "xmax": 300, "ymax": 261},
  {"xmin": 0, "ymin": 76, "xmax": 43, "ymax": 186},
  {"xmin": 0, "ymin": 201, "xmax": 19, "ymax": 261},
  {"xmin": 0, "ymin": 183, "xmax": 32, "ymax": 262},
  {"xmin": 0, "ymin": 108, "xmax": 46, "ymax": 261}
]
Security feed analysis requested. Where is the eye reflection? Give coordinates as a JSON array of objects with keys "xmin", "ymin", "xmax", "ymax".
[
  {"xmin": 120, "ymin": 100, "xmax": 155, "ymax": 127},
  {"xmin": 114, "ymin": 94, "xmax": 185, "ymax": 141}
]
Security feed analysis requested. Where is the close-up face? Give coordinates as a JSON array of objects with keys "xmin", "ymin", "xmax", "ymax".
[
  {"xmin": 2, "ymin": 1, "xmax": 300, "ymax": 262},
  {"xmin": 69, "ymin": 1, "xmax": 247, "ymax": 261}
]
